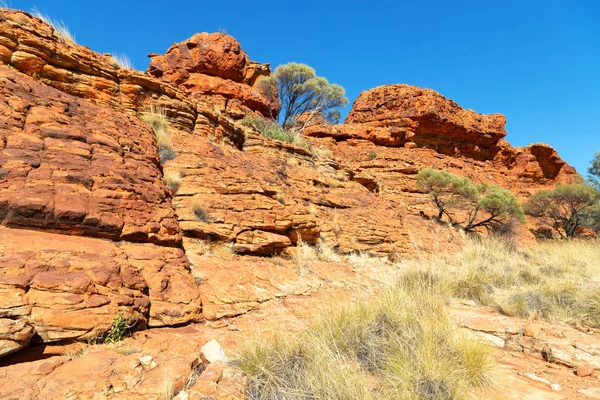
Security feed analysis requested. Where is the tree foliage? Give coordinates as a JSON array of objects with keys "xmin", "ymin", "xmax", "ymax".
[
  {"xmin": 258, "ymin": 62, "xmax": 348, "ymax": 133},
  {"xmin": 416, "ymin": 169, "xmax": 525, "ymax": 234},
  {"xmin": 589, "ymin": 152, "xmax": 600, "ymax": 190},
  {"xmin": 525, "ymin": 184, "xmax": 600, "ymax": 238}
]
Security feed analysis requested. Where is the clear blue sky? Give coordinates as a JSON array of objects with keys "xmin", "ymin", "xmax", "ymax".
[{"xmin": 8, "ymin": 0, "xmax": 599, "ymax": 176}]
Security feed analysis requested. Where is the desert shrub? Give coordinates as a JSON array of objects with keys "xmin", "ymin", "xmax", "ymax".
[
  {"xmin": 104, "ymin": 311, "xmax": 139, "ymax": 343},
  {"xmin": 237, "ymin": 269, "xmax": 492, "ymax": 400},
  {"xmin": 31, "ymin": 7, "xmax": 76, "ymax": 43},
  {"xmin": 109, "ymin": 53, "xmax": 134, "ymax": 70},
  {"xmin": 583, "ymin": 205, "xmax": 600, "ymax": 235},
  {"xmin": 367, "ymin": 150, "xmax": 377, "ymax": 160},
  {"xmin": 589, "ymin": 152, "xmax": 600, "ymax": 190},
  {"xmin": 525, "ymin": 183, "xmax": 599, "ymax": 238},
  {"xmin": 140, "ymin": 106, "xmax": 176, "ymax": 164},
  {"xmin": 192, "ymin": 199, "xmax": 211, "ymax": 222},
  {"xmin": 241, "ymin": 113, "xmax": 295, "ymax": 143},
  {"xmin": 417, "ymin": 169, "xmax": 525, "ymax": 234}
]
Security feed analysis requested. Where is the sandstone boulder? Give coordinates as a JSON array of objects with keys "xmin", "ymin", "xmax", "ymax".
[{"xmin": 147, "ymin": 32, "xmax": 276, "ymax": 116}]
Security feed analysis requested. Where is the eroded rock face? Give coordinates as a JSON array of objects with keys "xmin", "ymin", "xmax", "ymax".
[
  {"xmin": 0, "ymin": 5, "xmax": 584, "ymax": 363},
  {"xmin": 0, "ymin": 67, "xmax": 182, "ymax": 245},
  {"xmin": 0, "ymin": 227, "xmax": 201, "ymax": 342},
  {"xmin": 148, "ymin": 32, "xmax": 276, "ymax": 116},
  {"xmin": 343, "ymin": 84, "xmax": 507, "ymax": 159},
  {"xmin": 0, "ymin": 227, "xmax": 201, "ymax": 344},
  {"xmin": 0, "ymin": 9, "xmax": 203, "ymax": 354}
]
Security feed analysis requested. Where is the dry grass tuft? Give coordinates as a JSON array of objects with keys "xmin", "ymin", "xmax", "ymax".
[
  {"xmin": 109, "ymin": 53, "xmax": 135, "ymax": 70},
  {"xmin": 292, "ymin": 239, "xmax": 319, "ymax": 276},
  {"xmin": 236, "ymin": 269, "xmax": 493, "ymax": 399},
  {"xmin": 164, "ymin": 171, "xmax": 182, "ymax": 194},
  {"xmin": 160, "ymin": 374, "xmax": 175, "ymax": 400},
  {"xmin": 31, "ymin": 7, "xmax": 76, "ymax": 43},
  {"xmin": 410, "ymin": 238, "xmax": 600, "ymax": 327},
  {"xmin": 192, "ymin": 198, "xmax": 211, "ymax": 223},
  {"xmin": 347, "ymin": 250, "xmax": 385, "ymax": 272},
  {"xmin": 194, "ymin": 239, "xmax": 236, "ymax": 261},
  {"xmin": 0, "ymin": 1, "xmax": 10, "ymax": 10},
  {"xmin": 140, "ymin": 106, "xmax": 176, "ymax": 164}
]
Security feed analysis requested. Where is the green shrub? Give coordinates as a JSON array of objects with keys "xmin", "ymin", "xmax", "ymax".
[
  {"xmin": 257, "ymin": 62, "xmax": 348, "ymax": 132},
  {"xmin": 525, "ymin": 183, "xmax": 599, "ymax": 238},
  {"xmin": 416, "ymin": 169, "xmax": 525, "ymax": 234},
  {"xmin": 104, "ymin": 311, "xmax": 139, "ymax": 343},
  {"xmin": 241, "ymin": 114, "xmax": 295, "ymax": 143}
]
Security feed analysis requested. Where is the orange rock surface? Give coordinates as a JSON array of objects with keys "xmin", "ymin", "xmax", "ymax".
[{"xmin": 0, "ymin": 8, "xmax": 592, "ymax": 400}]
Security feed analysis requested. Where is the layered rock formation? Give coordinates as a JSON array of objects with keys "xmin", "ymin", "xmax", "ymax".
[
  {"xmin": 0, "ymin": 10, "xmax": 202, "ymax": 356},
  {"xmin": 0, "ymin": 7, "xmax": 581, "ymax": 361}
]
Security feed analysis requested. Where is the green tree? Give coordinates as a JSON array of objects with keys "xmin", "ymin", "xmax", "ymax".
[
  {"xmin": 589, "ymin": 152, "xmax": 600, "ymax": 190},
  {"xmin": 524, "ymin": 184, "xmax": 599, "ymax": 239},
  {"xmin": 416, "ymin": 169, "xmax": 525, "ymax": 233},
  {"xmin": 258, "ymin": 62, "xmax": 348, "ymax": 133}
]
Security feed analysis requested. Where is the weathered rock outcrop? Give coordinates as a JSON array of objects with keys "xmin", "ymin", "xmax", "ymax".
[
  {"xmin": 304, "ymin": 84, "xmax": 579, "ymax": 230},
  {"xmin": 0, "ymin": 9, "xmax": 202, "ymax": 355},
  {"xmin": 344, "ymin": 84, "xmax": 507, "ymax": 158},
  {"xmin": 0, "ymin": 67, "xmax": 180, "ymax": 245},
  {"xmin": 147, "ymin": 32, "xmax": 276, "ymax": 117},
  {"xmin": 0, "ymin": 6, "xmax": 582, "ymax": 361}
]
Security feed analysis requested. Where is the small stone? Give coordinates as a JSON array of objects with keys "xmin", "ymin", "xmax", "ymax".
[
  {"xmin": 138, "ymin": 355, "xmax": 154, "ymax": 366},
  {"xmin": 550, "ymin": 383, "xmax": 563, "ymax": 392},
  {"xmin": 577, "ymin": 365, "xmax": 596, "ymax": 377},
  {"xmin": 173, "ymin": 391, "xmax": 189, "ymax": 400},
  {"xmin": 200, "ymin": 340, "xmax": 227, "ymax": 364},
  {"xmin": 138, "ymin": 355, "xmax": 158, "ymax": 370}
]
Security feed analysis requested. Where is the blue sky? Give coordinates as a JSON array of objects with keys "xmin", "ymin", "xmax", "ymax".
[{"xmin": 7, "ymin": 0, "xmax": 599, "ymax": 176}]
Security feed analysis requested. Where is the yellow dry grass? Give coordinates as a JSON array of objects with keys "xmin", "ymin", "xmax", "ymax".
[
  {"xmin": 409, "ymin": 238, "xmax": 600, "ymax": 327},
  {"xmin": 31, "ymin": 7, "xmax": 76, "ymax": 43},
  {"xmin": 236, "ymin": 269, "xmax": 493, "ymax": 399}
]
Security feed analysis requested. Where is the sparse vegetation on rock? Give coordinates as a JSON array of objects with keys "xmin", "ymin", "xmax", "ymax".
[
  {"xmin": 417, "ymin": 168, "xmax": 525, "ymax": 234},
  {"xmin": 141, "ymin": 106, "xmax": 177, "ymax": 164},
  {"xmin": 31, "ymin": 7, "xmax": 76, "ymax": 43},
  {"xmin": 192, "ymin": 199, "xmax": 211, "ymax": 222},
  {"xmin": 237, "ymin": 269, "xmax": 493, "ymax": 399},
  {"xmin": 104, "ymin": 312, "xmax": 139, "ymax": 343},
  {"xmin": 257, "ymin": 62, "xmax": 348, "ymax": 133},
  {"xmin": 109, "ymin": 53, "xmax": 134, "ymax": 70},
  {"xmin": 241, "ymin": 113, "xmax": 295, "ymax": 143},
  {"xmin": 525, "ymin": 183, "xmax": 599, "ymax": 238},
  {"xmin": 163, "ymin": 171, "xmax": 182, "ymax": 194}
]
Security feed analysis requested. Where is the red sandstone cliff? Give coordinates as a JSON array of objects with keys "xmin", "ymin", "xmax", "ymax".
[{"xmin": 0, "ymin": 9, "xmax": 581, "ymax": 360}]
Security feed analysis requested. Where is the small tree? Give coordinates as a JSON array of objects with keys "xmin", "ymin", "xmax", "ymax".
[
  {"xmin": 525, "ymin": 184, "xmax": 599, "ymax": 239},
  {"xmin": 257, "ymin": 62, "xmax": 348, "ymax": 134},
  {"xmin": 416, "ymin": 169, "xmax": 525, "ymax": 234},
  {"xmin": 416, "ymin": 169, "xmax": 479, "ymax": 221},
  {"xmin": 583, "ymin": 205, "xmax": 600, "ymax": 235},
  {"xmin": 589, "ymin": 152, "xmax": 600, "ymax": 190}
]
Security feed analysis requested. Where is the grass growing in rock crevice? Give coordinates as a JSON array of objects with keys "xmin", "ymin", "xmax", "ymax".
[
  {"xmin": 140, "ymin": 105, "xmax": 176, "ymax": 164},
  {"xmin": 236, "ymin": 270, "xmax": 493, "ymax": 400},
  {"xmin": 240, "ymin": 114, "xmax": 312, "ymax": 150}
]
